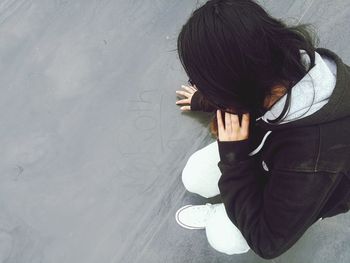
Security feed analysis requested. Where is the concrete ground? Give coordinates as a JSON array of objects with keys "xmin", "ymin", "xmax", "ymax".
[{"xmin": 0, "ymin": 0, "xmax": 349, "ymax": 262}]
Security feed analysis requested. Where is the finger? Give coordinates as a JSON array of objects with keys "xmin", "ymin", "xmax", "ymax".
[
  {"xmin": 217, "ymin": 110, "xmax": 224, "ymax": 131},
  {"xmin": 181, "ymin": 85, "xmax": 194, "ymax": 94},
  {"xmin": 241, "ymin": 113, "xmax": 250, "ymax": 135},
  {"xmin": 192, "ymin": 84, "xmax": 198, "ymax": 91},
  {"xmin": 176, "ymin": 99, "xmax": 190, "ymax": 105},
  {"xmin": 176, "ymin": 90, "xmax": 192, "ymax": 98},
  {"xmin": 191, "ymin": 86, "xmax": 198, "ymax": 92},
  {"xmin": 180, "ymin": 106, "xmax": 191, "ymax": 111},
  {"xmin": 182, "ymin": 84, "xmax": 197, "ymax": 93},
  {"xmin": 231, "ymin": 114, "xmax": 239, "ymax": 128},
  {"xmin": 241, "ymin": 113, "xmax": 250, "ymax": 129},
  {"xmin": 225, "ymin": 111, "xmax": 231, "ymax": 131}
]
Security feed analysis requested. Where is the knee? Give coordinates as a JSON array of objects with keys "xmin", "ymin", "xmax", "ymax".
[
  {"xmin": 181, "ymin": 153, "xmax": 199, "ymax": 192},
  {"xmin": 181, "ymin": 153, "xmax": 210, "ymax": 198}
]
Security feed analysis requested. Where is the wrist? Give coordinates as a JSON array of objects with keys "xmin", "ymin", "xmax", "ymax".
[{"xmin": 217, "ymin": 138, "xmax": 251, "ymax": 162}]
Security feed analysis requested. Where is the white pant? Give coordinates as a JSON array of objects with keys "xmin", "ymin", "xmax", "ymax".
[{"xmin": 181, "ymin": 140, "xmax": 251, "ymax": 255}]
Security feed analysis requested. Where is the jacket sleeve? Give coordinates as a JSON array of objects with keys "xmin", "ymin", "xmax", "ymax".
[
  {"xmin": 191, "ymin": 90, "xmax": 217, "ymax": 112},
  {"xmin": 216, "ymin": 138, "xmax": 342, "ymax": 259}
]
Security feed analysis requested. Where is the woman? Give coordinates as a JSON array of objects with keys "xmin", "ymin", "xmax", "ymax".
[{"xmin": 174, "ymin": 0, "xmax": 350, "ymax": 259}]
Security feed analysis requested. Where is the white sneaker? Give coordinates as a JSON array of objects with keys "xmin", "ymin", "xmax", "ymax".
[{"xmin": 175, "ymin": 203, "xmax": 220, "ymax": 230}]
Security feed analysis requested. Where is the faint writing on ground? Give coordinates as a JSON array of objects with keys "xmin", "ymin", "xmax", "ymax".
[{"xmin": 118, "ymin": 89, "xmax": 162, "ymax": 155}]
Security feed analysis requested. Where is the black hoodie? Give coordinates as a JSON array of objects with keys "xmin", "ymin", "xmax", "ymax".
[{"xmin": 190, "ymin": 47, "xmax": 350, "ymax": 259}]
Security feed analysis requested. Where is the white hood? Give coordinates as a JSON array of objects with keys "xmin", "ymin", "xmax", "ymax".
[
  {"xmin": 249, "ymin": 49, "xmax": 338, "ymax": 158},
  {"xmin": 260, "ymin": 49, "xmax": 337, "ymax": 124}
]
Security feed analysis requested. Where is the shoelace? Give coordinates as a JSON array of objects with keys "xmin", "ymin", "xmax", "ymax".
[
  {"xmin": 187, "ymin": 203, "xmax": 216, "ymax": 223},
  {"xmin": 204, "ymin": 203, "xmax": 217, "ymax": 217},
  {"xmin": 190, "ymin": 203, "xmax": 214, "ymax": 225},
  {"xmin": 188, "ymin": 203, "xmax": 220, "ymax": 226}
]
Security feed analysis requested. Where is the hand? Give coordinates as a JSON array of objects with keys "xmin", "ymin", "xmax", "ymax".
[
  {"xmin": 217, "ymin": 110, "xmax": 250, "ymax": 142},
  {"xmin": 175, "ymin": 84, "xmax": 198, "ymax": 111}
]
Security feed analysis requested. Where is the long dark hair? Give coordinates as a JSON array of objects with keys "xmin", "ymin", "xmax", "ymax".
[{"xmin": 177, "ymin": 0, "xmax": 319, "ymax": 125}]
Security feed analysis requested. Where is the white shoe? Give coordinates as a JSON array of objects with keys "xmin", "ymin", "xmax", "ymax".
[{"xmin": 175, "ymin": 203, "xmax": 220, "ymax": 230}]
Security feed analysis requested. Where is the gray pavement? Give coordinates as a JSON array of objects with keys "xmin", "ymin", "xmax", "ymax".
[{"xmin": 0, "ymin": 0, "xmax": 349, "ymax": 262}]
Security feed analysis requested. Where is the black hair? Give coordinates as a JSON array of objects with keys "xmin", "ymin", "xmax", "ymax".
[{"xmin": 176, "ymin": 0, "xmax": 320, "ymax": 124}]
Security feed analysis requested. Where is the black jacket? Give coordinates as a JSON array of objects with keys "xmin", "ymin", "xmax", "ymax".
[{"xmin": 190, "ymin": 47, "xmax": 350, "ymax": 259}]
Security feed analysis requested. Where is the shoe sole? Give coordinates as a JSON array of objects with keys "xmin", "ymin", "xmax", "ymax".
[{"xmin": 175, "ymin": 205, "xmax": 206, "ymax": 230}]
